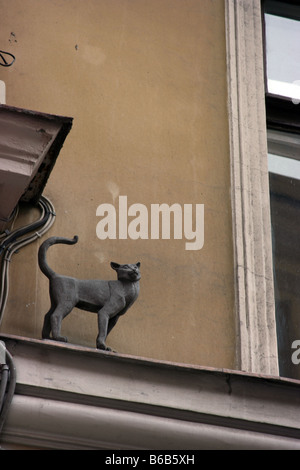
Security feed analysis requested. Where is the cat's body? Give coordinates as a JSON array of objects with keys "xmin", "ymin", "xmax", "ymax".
[{"xmin": 38, "ymin": 235, "xmax": 141, "ymax": 351}]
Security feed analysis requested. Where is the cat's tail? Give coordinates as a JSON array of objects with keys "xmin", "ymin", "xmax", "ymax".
[{"xmin": 38, "ymin": 235, "xmax": 78, "ymax": 279}]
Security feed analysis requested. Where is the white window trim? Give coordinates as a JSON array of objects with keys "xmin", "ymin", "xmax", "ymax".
[{"xmin": 225, "ymin": 0, "xmax": 279, "ymax": 375}]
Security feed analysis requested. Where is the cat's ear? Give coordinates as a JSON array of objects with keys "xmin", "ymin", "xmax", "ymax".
[
  {"xmin": 136, "ymin": 262, "xmax": 141, "ymax": 268},
  {"xmin": 110, "ymin": 262, "xmax": 120, "ymax": 270}
]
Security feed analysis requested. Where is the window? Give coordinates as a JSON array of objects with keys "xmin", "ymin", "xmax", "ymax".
[
  {"xmin": 263, "ymin": 0, "xmax": 300, "ymax": 379},
  {"xmin": 265, "ymin": 7, "xmax": 300, "ymax": 102},
  {"xmin": 268, "ymin": 131, "xmax": 300, "ymax": 378}
]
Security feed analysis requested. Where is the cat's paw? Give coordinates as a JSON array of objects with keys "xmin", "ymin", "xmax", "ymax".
[
  {"xmin": 97, "ymin": 342, "xmax": 113, "ymax": 352},
  {"xmin": 105, "ymin": 346, "xmax": 117, "ymax": 353},
  {"xmin": 54, "ymin": 335, "xmax": 68, "ymax": 343}
]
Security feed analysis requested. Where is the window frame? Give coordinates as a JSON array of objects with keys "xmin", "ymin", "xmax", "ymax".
[{"xmin": 225, "ymin": 0, "xmax": 279, "ymax": 375}]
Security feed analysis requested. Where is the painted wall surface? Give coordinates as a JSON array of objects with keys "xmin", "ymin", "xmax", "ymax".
[{"xmin": 0, "ymin": 0, "xmax": 235, "ymax": 368}]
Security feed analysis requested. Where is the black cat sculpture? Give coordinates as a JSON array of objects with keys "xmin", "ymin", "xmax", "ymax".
[{"xmin": 38, "ymin": 235, "xmax": 141, "ymax": 351}]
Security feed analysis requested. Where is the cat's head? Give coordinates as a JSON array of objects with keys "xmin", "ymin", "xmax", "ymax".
[{"xmin": 110, "ymin": 262, "xmax": 141, "ymax": 281}]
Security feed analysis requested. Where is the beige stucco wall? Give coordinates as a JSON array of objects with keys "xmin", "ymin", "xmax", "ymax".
[{"xmin": 0, "ymin": 0, "xmax": 235, "ymax": 368}]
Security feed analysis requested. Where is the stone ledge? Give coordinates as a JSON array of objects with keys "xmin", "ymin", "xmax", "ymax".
[{"xmin": 1, "ymin": 334, "xmax": 300, "ymax": 449}]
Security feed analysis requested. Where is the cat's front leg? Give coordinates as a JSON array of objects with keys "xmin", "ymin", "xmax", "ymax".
[
  {"xmin": 96, "ymin": 309, "xmax": 110, "ymax": 350},
  {"xmin": 96, "ymin": 301, "xmax": 125, "ymax": 350}
]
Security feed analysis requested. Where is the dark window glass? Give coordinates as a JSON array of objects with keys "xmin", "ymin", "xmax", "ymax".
[{"xmin": 263, "ymin": 1, "xmax": 300, "ymax": 378}]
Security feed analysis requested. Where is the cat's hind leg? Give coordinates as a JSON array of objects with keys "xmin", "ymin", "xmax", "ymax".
[
  {"xmin": 42, "ymin": 304, "xmax": 55, "ymax": 339},
  {"xmin": 50, "ymin": 302, "xmax": 74, "ymax": 343}
]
